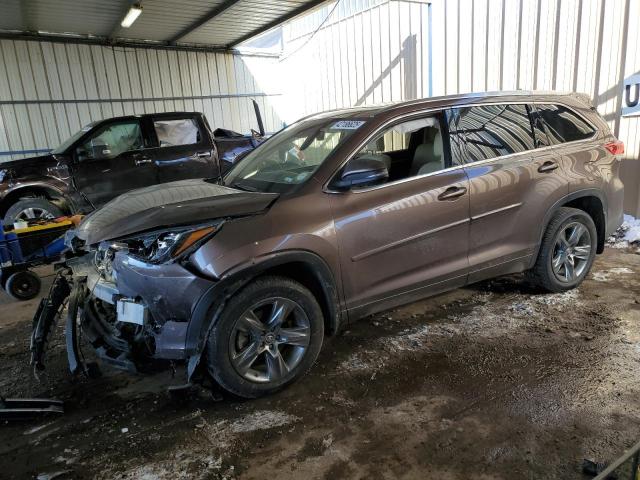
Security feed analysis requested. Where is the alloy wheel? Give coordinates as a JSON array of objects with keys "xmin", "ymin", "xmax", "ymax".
[
  {"xmin": 551, "ymin": 221, "xmax": 592, "ymax": 282},
  {"xmin": 229, "ymin": 297, "xmax": 311, "ymax": 383},
  {"xmin": 16, "ymin": 207, "xmax": 55, "ymax": 221}
]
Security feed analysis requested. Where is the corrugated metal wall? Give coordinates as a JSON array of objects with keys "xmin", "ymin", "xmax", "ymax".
[
  {"xmin": 268, "ymin": 0, "xmax": 432, "ymax": 123},
  {"xmin": 2, "ymin": 0, "xmax": 638, "ymax": 213},
  {"xmin": 429, "ymin": 0, "xmax": 640, "ymax": 215},
  {"xmin": 0, "ymin": 40, "xmax": 283, "ymax": 161}
]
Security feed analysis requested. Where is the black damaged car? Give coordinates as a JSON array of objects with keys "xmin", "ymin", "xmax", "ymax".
[{"xmin": 0, "ymin": 105, "xmax": 266, "ymax": 225}]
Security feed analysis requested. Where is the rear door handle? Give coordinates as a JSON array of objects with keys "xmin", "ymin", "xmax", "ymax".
[
  {"xmin": 538, "ymin": 160, "xmax": 558, "ymax": 173},
  {"xmin": 192, "ymin": 151, "xmax": 211, "ymax": 159},
  {"xmin": 438, "ymin": 186, "xmax": 467, "ymax": 201}
]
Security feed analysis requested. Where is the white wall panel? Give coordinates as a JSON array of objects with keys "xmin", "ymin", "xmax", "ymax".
[
  {"xmin": 267, "ymin": 0, "xmax": 638, "ymax": 213},
  {"xmin": 271, "ymin": 0, "xmax": 432, "ymax": 122},
  {"xmin": 3, "ymin": 0, "xmax": 639, "ymax": 214},
  {"xmin": 424, "ymin": 0, "xmax": 639, "ymax": 215},
  {"xmin": 0, "ymin": 39, "xmax": 283, "ymax": 161}
]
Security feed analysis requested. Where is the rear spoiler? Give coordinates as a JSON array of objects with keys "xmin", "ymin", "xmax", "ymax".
[{"xmin": 570, "ymin": 92, "xmax": 597, "ymax": 110}]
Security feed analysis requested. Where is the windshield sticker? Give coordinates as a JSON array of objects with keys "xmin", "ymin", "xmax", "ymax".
[{"xmin": 330, "ymin": 120, "xmax": 366, "ymax": 130}]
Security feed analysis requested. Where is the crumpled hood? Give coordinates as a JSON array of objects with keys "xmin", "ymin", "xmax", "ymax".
[
  {"xmin": 0, "ymin": 154, "xmax": 56, "ymax": 173},
  {"xmin": 76, "ymin": 179, "xmax": 279, "ymax": 245}
]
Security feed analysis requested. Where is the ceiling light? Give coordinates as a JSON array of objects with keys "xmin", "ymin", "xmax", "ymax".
[{"xmin": 121, "ymin": 3, "xmax": 142, "ymax": 28}]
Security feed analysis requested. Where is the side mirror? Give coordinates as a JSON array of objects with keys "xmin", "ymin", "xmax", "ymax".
[
  {"xmin": 75, "ymin": 147, "xmax": 89, "ymax": 162},
  {"xmin": 76, "ymin": 144, "xmax": 110, "ymax": 161},
  {"xmin": 91, "ymin": 144, "xmax": 111, "ymax": 159},
  {"xmin": 331, "ymin": 155, "xmax": 389, "ymax": 191}
]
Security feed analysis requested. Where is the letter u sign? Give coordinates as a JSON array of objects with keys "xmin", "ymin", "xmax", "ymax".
[{"xmin": 622, "ymin": 74, "xmax": 640, "ymax": 117}]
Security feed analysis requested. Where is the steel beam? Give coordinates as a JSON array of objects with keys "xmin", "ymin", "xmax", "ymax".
[
  {"xmin": 168, "ymin": 0, "xmax": 242, "ymax": 44},
  {"xmin": 229, "ymin": 0, "xmax": 329, "ymax": 47}
]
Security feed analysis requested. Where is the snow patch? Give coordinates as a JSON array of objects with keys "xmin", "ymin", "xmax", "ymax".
[
  {"xmin": 107, "ymin": 411, "xmax": 297, "ymax": 479},
  {"xmin": 115, "ymin": 452, "xmax": 228, "ymax": 480},
  {"xmin": 229, "ymin": 410, "xmax": 299, "ymax": 433},
  {"xmin": 386, "ymin": 325, "xmax": 431, "ymax": 352},
  {"xmin": 531, "ymin": 289, "xmax": 582, "ymax": 307},
  {"xmin": 200, "ymin": 410, "xmax": 299, "ymax": 449},
  {"xmin": 338, "ymin": 352, "xmax": 377, "ymax": 372},
  {"xmin": 592, "ymin": 267, "xmax": 634, "ymax": 282},
  {"xmin": 608, "ymin": 214, "xmax": 640, "ymax": 248},
  {"xmin": 338, "ymin": 289, "xmax": 584, "ymax": 374}
]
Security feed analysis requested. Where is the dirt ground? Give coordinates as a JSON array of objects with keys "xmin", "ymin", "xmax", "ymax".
[{"xmin": 1, "ymin": 247, "xmax": 640, "ymax": 479}]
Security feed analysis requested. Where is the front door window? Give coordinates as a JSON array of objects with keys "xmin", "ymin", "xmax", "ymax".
[
  {"xmin": 77, "ymin": 121, "xmax": 144, "ymax": 160},
  {"xmin": 346, "ymin": 114, "xmax": 446, "ymax": 186}
]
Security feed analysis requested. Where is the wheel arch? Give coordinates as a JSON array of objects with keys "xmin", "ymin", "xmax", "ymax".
[
  {"xmin": 0, "ymin": 184, "xmax": 70, "ymax": 218},
  {"xmin": 185, "ymin": 250, "xmax": 343, "ymax": 380},
  {"xmin": 562, "ymin": 195, "xmax": 606, "ymax": 254},
  {"xmin": 531, "ymin": 189, "xmax": 607, "ymax": 267}
]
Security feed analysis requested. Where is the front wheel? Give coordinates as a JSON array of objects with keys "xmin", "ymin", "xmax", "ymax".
[
  {"xmin": 206, "ymin": 276, "xmax": 324, "ymax": 398},
  {"xmin": 528, "ymin": 207, "xmax": 597, "ymax": 292},
  {"xmin": 4, "ymin": 198, "xmax": 63, "ymax": 225}
]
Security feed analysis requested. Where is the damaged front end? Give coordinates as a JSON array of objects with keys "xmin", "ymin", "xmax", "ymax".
[
  {"xmin": 59, "ymin": 222, "xmax": 221, "ymax": 376},
  {"xmin": 30, "ymin": 179, "xmax": 279, "ymax": 381}
]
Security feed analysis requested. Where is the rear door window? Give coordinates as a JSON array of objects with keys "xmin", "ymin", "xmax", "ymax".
[
  {"xmin": 447, "ymin": 104, "xmax": 535, "ymax": 164},
  {"xmin": 534, "ymin": 104, "xmax": 595, "ymax": 144},
  {"xmin": 528, "ymin": 104, "xmax": 550, "ymax": 148},
  {"xmin": 153, "ymin": 118, "xmax": 201, "ymax": 147}
]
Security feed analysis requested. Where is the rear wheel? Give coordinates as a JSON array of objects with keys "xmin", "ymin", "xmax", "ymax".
[
  {"xmin": 528, "ymin": 207, "xmax": 597, "ymax": 292},
  {"xmin": 4, "ymin": 198, "xmax": 63, "ymax": 225},
  {"xmin": 206, "ymin": 276, "xmax": 324, "ymax": 398}
]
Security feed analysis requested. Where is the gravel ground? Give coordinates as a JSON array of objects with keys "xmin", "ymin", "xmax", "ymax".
[{"xmin": 1, "ymin": 248, "xmax": 639, "ymax": 479}]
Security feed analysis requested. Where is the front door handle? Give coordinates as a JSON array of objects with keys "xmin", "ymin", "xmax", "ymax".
[
  {"xmin": 190, "ymin": 151, "xmax": 211, "ymax": 160},
  {"xmin": 134, "ymin": 156, "xmax": 153, "ymax": 166},
  {"xmin": 538, "ymin": 160, "xmax": 558, "ymax": 173},
  {"xmin": 438, "ymin": 186, "xmax": 467, "ymax": 201}
]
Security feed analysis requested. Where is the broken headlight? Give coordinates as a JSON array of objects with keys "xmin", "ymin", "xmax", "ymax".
[{"xmin": 126, "ymin": 223, "xmax": 221, "ymax": 265}]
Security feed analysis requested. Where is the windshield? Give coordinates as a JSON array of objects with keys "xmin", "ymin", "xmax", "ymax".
[
  {"xmin": 224, "ymin": 117, "xmax": 366, "ymax": 193},
  {"xmin": 51, "ymin": 122, "xmax": 97, "ymax": 154}
]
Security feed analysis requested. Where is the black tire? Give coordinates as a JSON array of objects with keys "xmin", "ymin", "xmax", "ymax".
[
  {"xmin": 206, "ymin": 276, "xmax": 324, "ymax": 398},
  {"xmin": 4, "ymin": 198, "xmax": 63, "ymax": 225},
  {"xmin": 5, "ymin": 270, "xmax": 41, "ymax": 300},
  {"xmin": 528, "ymin": 207, "xmax": 598, "ymax": 293}
]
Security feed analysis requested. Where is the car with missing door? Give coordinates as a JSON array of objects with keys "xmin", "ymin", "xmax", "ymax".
[
  {"xmin": 40, "ymin": 91, "xmax": 624, "ymax": 398},
  {"xmin": 0, "ymin": 107, "xmax": 266, "ymax": 225}
]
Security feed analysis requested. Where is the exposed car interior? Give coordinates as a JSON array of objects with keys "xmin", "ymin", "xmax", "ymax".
[{"xmin": 355, "ymin": 114, "xmax": 446, "ymax": 184}]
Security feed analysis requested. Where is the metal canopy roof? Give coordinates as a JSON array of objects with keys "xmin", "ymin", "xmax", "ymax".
[{"xmin": 0, "ymin": 0, "xmax": 327, "ymax": 49}]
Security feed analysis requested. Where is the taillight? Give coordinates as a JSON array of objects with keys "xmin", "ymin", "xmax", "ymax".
[{"xmin": 604, "ymin": 140, "xmax": 624, "ymax": 155}]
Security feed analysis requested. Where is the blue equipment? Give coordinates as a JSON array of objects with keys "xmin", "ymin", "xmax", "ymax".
[{"xmin": 0, "ymin": 219, "xmax": 74, "ymax": 301}]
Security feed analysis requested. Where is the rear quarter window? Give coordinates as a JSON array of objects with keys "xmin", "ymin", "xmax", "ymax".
[{"xmin": 534, "ymin": 104, "xmax": 595, "ymax": 144}]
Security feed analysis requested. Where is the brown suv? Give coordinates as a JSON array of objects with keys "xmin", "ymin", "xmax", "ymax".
[{"xmin": 36, "ymin": 91, "xmax": 624, "ymax": 398}]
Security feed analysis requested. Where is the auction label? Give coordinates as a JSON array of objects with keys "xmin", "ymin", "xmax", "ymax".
[{"xmin": 331, "ymin": 120, "xmax": 366, "ymax": 130}]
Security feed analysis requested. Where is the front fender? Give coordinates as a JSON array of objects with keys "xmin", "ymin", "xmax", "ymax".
[{"xmin": 184, "ymin": 249, "xmax": 341, "ymax": 380}]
